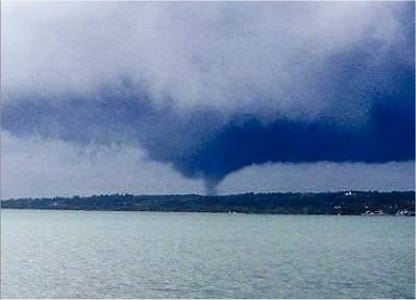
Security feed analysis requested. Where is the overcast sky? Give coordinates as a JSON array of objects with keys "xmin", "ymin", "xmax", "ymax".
[{"xmin": 1, "ymin": 1, "xmax": 414, "ymax": 198}]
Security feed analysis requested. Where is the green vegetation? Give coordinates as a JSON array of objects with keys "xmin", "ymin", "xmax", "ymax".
[{"xmin": 1, "ymin": 191, "xmax": 414, "ymax": 215}]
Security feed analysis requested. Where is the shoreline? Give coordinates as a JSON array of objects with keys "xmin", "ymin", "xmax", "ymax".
[{"xmin": 2, "ymin": 191, "xmax": 414, "ymax": 216}]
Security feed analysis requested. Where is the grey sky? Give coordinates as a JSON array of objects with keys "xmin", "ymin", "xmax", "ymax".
[{"xmin": 1, "ymin": 1, "xmax": 414, "ymax": 198}]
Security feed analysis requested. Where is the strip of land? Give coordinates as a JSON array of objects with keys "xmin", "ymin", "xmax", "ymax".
[{"xmin": 1, "ymin": 191, "xmax": 415, "ymax": 215}]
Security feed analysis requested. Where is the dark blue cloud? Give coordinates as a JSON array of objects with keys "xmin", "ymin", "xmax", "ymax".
[{"xmin": 2, "ymin": 66, "xmax": 414, "ymax": 192}]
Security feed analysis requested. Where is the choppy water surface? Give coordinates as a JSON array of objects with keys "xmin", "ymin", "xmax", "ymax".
[{"xmin": 1, "ymin": 209, "xmax": 414, "ymax": 298}]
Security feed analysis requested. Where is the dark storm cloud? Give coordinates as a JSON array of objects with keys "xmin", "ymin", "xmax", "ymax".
[
  {"xmin": 1, "ymin": 2, "xmax": 415, "ymax": 194},
  {"xmin": 2, "ymin": 66, "xmax": 414, "ymax": 190}
]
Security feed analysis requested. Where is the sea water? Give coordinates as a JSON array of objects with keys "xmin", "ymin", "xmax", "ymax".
[{"xmin": 1, "ymin": 209, "xmax": 414, "ymax": 298}]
